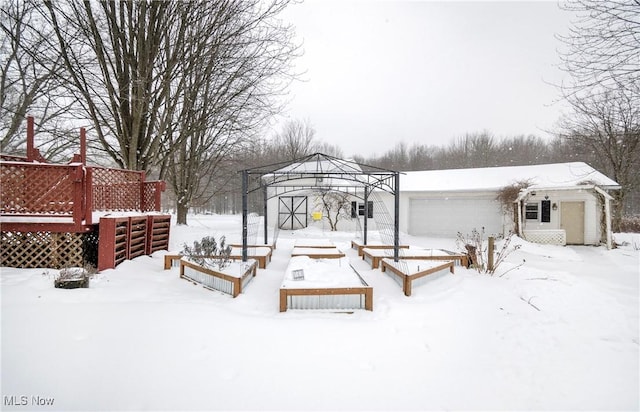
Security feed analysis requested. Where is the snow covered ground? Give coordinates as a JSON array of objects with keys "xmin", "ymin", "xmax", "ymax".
[{"xmin": 2, "ymin": 214, "xmax": 638, "ymax": 411}]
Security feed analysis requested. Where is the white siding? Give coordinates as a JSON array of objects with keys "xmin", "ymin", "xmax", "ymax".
[{"xmin": 520, "ymin": 189, "xmax": 600, "ymax": 245}]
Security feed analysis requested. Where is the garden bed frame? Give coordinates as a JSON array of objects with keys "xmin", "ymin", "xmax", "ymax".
[
  {"xmin": 291, "ymin": 247, "xmax": 345, "ymax": 259},
  {"xmin": 180, "ymin": 258, "xmax": 258, "ymax": 298},
  {"xmin": 293, "ymin": 239, "xmax": 336, "ymax": 249},
  {"xmin": 362, "ymin": 247, "xmax": 468, "ymax": 269},
  {"xmin": 279, "ymin": 286, "xmax": 373, "ymax": 312},
  {"xmin": 164, "ymin": 246, "xmax": 271, "ymax": 270},
  {"xmin": 351, "ymin": 239, "xmax": 409, "ymax": 256},
  {"xmin": 381, "ymin": 259, "xmax": 454, "ymax": 296}
]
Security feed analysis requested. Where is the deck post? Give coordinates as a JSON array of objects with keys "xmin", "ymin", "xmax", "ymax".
[
  {"xmin": 242, "ymin": 170, "xmax": 248, "ymax": 262},
  {"xmin": 80, "ymin": 127, "xmax": 87, "ymax": 165},
  {"xmin": 26, "ymin": 116, "xmax": 35, "ymax": 161}
]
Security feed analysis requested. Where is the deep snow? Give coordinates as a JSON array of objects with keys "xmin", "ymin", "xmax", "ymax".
[{"xmin": 1, "ymin": 214, "xmax": 638, "ymax": 411}]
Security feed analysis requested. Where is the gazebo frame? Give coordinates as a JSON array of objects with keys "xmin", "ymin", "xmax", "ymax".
[{"xmin": 240, "ymin": 153, "xmax": 401, "ymax": 261}]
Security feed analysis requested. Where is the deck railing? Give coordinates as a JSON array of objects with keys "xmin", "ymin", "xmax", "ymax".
[{"xmin": 0, "ymin": 160, "xmax": 165, "ymax": 231}]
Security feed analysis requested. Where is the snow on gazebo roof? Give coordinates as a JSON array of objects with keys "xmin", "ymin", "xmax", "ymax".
[{"xmin": 401, "ymin": 162, "xmax": 620, "ymax": 192}]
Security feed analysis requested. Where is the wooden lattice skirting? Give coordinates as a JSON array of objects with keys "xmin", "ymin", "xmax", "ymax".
[{"xmin": 1, "ymin": 230, "xmax": 98, "ymax": 269}]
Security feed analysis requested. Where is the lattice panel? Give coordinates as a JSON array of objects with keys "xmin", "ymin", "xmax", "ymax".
[
  {"xmin": 91, "ymin": 167, "xmax": 143, "ymax": 211},
  {"xmin": 1, "ymin": 163, "xmax": 75, "ymax": 214},
  {"xmin": 1, "ymin": 231, "xmax": 85, "ymax": 268},
  {"xmin": 142, "ymin": 182, "xmax": 158, "ymax": 211},
  {"xmin": 523, "ymin": 230, "xmax": 566, "ymax": 246}
]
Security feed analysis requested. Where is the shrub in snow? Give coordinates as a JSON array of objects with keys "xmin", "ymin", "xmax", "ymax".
[
  {"xmin": 619, "ymin": 215, "xmax": 640, "ymax": 233},
  {"xmin": 181, "ymin": 235, "xmax": 232, "ymax": 270},
  {"xmin": 456, "ymin": 227, "xmax": 523, "ymax": 276},
  {"xmin": 496, "ymin": 180, "xmax": 531, "ymax": 233}
]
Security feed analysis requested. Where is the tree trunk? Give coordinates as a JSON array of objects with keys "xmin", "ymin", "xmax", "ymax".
[{"xmin": 176, "ymin": 202, "xmax": 189, "ymax": 225}]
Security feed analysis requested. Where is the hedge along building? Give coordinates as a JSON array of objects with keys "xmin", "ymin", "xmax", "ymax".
[{"xmin": 379, "ymin": 162, "xmax": 620, "ymax": 248}]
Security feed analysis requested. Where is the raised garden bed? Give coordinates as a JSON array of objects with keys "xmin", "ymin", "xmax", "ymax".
[
  {"xmin": 381, "ymin": 259, "xmax": 454, "ymax": 297},
  {"xmin": 279, "ymin": 256, "xmax": 373, "ymax": 312},
  {"xmin": 164, "ymin": 245, "xmax": 272, "ymax": 270},
  {"xmin": 291, "ymin": 247, "xmax": 345, "ymax": 259},
  {"xmin": 351, "ymin": 239, "xmax": 409, "ymax": 256},
  {"xmin": 180, "ymin": 258, "xmax": 258, "ymax": 298},
  {"xmin": 362, "ymin": 247, "xmax": 468, "ymax": 269},
  {"xmin": 294, "ymin": 238, "xmax": 335, "ymax": 248}
]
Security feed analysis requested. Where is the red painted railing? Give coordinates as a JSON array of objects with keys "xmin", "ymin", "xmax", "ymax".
[{"xmin": 0, "ymin": 162, "xmax": 165, "ymax": 232}]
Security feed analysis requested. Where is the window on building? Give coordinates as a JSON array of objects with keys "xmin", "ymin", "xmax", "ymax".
[
  {"xmin": 352, "ymin": 201, "xmax": 373, "ymax": 218},
  {"xmin": 541, "ymin": 200, "xmax": 551, "ymax": 223},
  {"xmin": 525, "ymin": 203, "xmax": 539, "ymax": 220}
]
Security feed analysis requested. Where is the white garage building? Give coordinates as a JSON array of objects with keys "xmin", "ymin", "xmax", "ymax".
[{"xmin": 383, "ymin": 162, "xmax": 620, "ymax": 246}]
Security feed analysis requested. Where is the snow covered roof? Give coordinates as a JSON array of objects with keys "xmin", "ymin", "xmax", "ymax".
[{"xmin": 401, "ymin": 162, "xmax": 620, "ymax": 192}]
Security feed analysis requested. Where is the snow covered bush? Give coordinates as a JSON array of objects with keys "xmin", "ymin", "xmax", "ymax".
[
  {"xmin": 181, "ymin": 235, "xmax": 232, "ymax": 270},
  {"xmin": 456, "ymin": 227, "xmax": 523, "ymax": 276},
  {"xmin": 619, "ymin": 215, "xmax": 640, "ymax": 233}
]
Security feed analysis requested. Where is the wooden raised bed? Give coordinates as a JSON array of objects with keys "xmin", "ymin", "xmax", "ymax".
[
  {"xmin": 351, "ymin": 239, "xmax": 409, "ymax": 256},
  {"xmin": 279, "ymin": 257, "xmax": 373, "ymax": 312},
  {"xmin": 362, "ymin": 247, "xmax": 468, "ymax": 269},
  {"xmin": 180, "ymin": 258, "xmax": 258, "ymax": 298},
  {"xmin": 381, "ymin": 259, "xmax": 454, "ymax": 297},
  {"xmin": 291, "ymin": 247, "xmax": 345, "ymax": 259},
  {"xmin": 164, "ymin": 245, "xmax": 272, "ymax": 270},
  {"xmin": 294, "ymin": 239, "xmax": 335, "ymax": 248}
]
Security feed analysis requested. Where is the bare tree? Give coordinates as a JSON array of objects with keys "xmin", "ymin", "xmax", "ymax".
[
  {"xmin": 558, "ymin": 0, "xmax": 640, "ymax": 96},
  {"xmin": 557, "ymin": 86, "xmax": 640, "ymax": 230},
  {"xmin": 314, "ymin": 190, "xmax": 352, "ymax": 231},
  {"xmin": 159, "ymin": 1, "xmax": 298, "ymax": 224},
  {"xmin": 556, "ymin": 0, "xmax": 640, "ymax": 227},
  {"xmin": 269, "ymin": 118, "xmax": 317, "ymax": 161},
  {"xmin": 0, "ymin": 0, "xmax": 76, "ymax": 159}
]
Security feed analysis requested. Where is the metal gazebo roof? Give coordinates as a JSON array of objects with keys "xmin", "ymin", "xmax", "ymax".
[{"xmin": 240, "ymin": 153, "xmax": 402, "ymax": 261}]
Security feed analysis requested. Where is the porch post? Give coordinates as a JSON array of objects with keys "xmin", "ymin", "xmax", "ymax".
[
  {"xmin": 516, "ymin": 199, "xmax": 523, "ymax": 238},
  {"xmin": 604, "ymin": 193, "xmax": 612, "ymax": 249},
  {"xmin": 242, "ymin": 170, "xmax": 248, "ymax": 262}
]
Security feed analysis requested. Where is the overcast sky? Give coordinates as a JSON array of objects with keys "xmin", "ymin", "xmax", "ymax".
[{"xmin": 273, "ymin": 0, "xmax": 574, "ymax": 158}]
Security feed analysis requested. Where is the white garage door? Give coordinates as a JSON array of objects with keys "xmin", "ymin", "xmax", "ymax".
[{"xmin": 408, "ymin": 198, "xmax": 503, "ymax": 237}]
